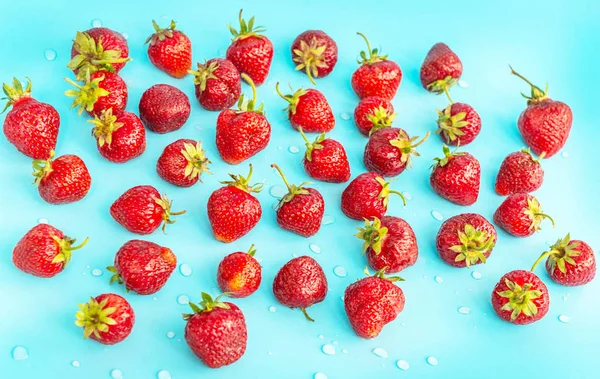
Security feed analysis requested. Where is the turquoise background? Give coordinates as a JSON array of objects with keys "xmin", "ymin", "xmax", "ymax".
[{"xmin": 1, "ymin": 0, "xmax": 598, "ymax": 378}]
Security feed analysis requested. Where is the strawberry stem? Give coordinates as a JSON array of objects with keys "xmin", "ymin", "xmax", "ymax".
[
  {"xmin": 534, "ymin": 213, "xmax": 555, "ymax": 228},
  {"xmin": 301, "ymin": 308, "xmax": 315, "ymax": 322},
  {"xmin": 530, "ymin": 250, "xmax": 554, "ymax": 272},
  {"xmin": 271, "ymin": 164, "xmax": 292, "ymax": 191},
  {"xmin": 443, "ymin": 85, "xmax": 454, "ymax": 104}
]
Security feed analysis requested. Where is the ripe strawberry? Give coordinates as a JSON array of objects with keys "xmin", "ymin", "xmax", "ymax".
[
  {"xmin": 493, "ymin": 193, "xmax": 554, "ymax": 237},
  {"xmin": 435, "ymin": 101, "xmax": 481, "ymax": 146},
  {"xmin": 356, "ymin": 216, "xmax": 418, "ymax": 274},
  {"xmin": 13, "ymin": 223, "xmax": 88, "ymax": 278},
  {"xmin": 139, "ymin": 84, "xmax": 191, "ymax": 134},
  {"xmin": 275, "ymin": 83, "xmax": 335, "ymax": 133},
  {"xmin": 430, "ymin": 145, "xmax": 480, "ymax": 206},
  {"xmin": 75, "ymin": 293, "xmax": 134, "ymax": 345},
  {"xmin": 344, "ymin": 268, "xmax": 405, "ymax": 338},
  {"xmin": 146, "ymin": 20, "xmax": 192, "ymax": 78},
  {"xmin": 157, "ymin": 139, "xmax": 211, "ymax": 187},
  {"xmin": 354, "ymin": 96, "xmax": 395, "ymax": 136},
  {"xmin": 495, "ymin": 148, "xmax": 544, "ymax": 196},
  {"xmin": 189, "ymin": 58, "xmax": 241, "ymax": 111},
  {"xmin": 88, "ymin": 109, "xmax": 146, "ymax": 163},
  {"xmin": 207, "ymin": 165, "xmax": 262, "ymax": 243},
  {"xmin": 364, "ymin": 127, "xmax": 429, "ymax": 177},
  {"xmin": 2, "ymin": 77, "xmax": 59, "ymax": 159},
  {"xmin": 217, "ymin": 245, "xmax": 262, "ymax": 298},
  {"xmin": 271, "ymin": 164, "xmax": 325, "ymax": 237},
  {"xmin": 32, "ymin": 151, "xmax": 91, "ymax": 204},
  {"xmin": 351, "ymin": 33, "xmax": 402, "ymax": 100},
  {"xmin": 341, "ymin": 172, "xmax": 406, "ymax": 220},
  {"xmin": 299, "ymin": 130, "xmax": 350, "ymax": 183},
  {"xmin": 107, "ymin": 239, "xmax": 177, "ymax": 295},
  {"xmin": 491, "ymin": 270, "xmax": 549, "ymax": 325},
  {"xmin": 273, "ymin": 256, "xmax": 327, "ymax": 322},
  {"xmin": 69, "ymin": 28, "xmax": 130, "ymax": 81},
  {"xmin": 226, "ymin": 10, "xmax": 273, "ymax": 86},
  {"xmin": 436, "ymin": 213, "xmax": 496, "ymax": 268},
  {"xmin": 420, "ymin": 43, "xmax": 462, "ymax": 93},
  {"xmin": 183, "ymin": 293, "xmax": 247, "ymax": 368},
  {"xmin": 64, "ymin": 70, "xmax": 128, "ymax": 117},
  {"xmin": 110, "ymin": 185, "xmax": 185, "ymax": 235},
  {"xmin": 291, "ymin": 30, "xmax": 338, "ymax": 84},
  {"xmin": 216, "ymin": 75, "xmax": 270, "ymax": 164},
  {"xmin": 510, "ymin": 66, "xmax": 572, "ymax": 158}
]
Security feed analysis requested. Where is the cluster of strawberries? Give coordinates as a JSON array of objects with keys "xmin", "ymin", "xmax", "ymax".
[{"xmin": 2, "ymin": 9, "xmax": 595, "ymax": 370}]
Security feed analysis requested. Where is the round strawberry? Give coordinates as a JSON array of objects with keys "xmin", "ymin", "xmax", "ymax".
[
  {"xmin": 88, "ymin": 109, "xmax": 146, "ymax": 163},
  {"xmin": 420, "ymin": 42, "xmax": 462, "ymax": 93},
  {"xmin": 436, "ymin": 213, "xmax": 496, "ymax": 268},
  {"xmin": 291, "ymin": 30, "xmax": 338, "ymax": 84},
  {"xmin": 146, "ymin": 20, "xmax": 192, "ymax": 78},
  {"xmin": 75, "ymin": 293, "xmax": 134, "ymax": 345},
  {"xmin": 354, "ymin": 96, "xmax": 396, "ymax": 136},
  {"xmin": 435, "ymin": 102, "xmax": 481, "ymax": 146},
  {"xmin": 276, "ymin": 83, "xmax": 335, "ymax": 133},
  {"xmin": 217, "ymin": 245, "xmax": 262, "ymax": 298},
  {"xmin": 495, "ymin": 149, "xmax": 544, "ymax": 196},
  {"xmin": 364, "ymin": 127, "xmax": 429, "ymax": 177},
  {"xmin": 341, "ymin": 172, "xmax": 406, "ymax": 220},
  {"xmin": 32, "ymin": 151, "xmax": 91, "ymax": 204},
  {"xmin": 157, "ymin": 139, "xmax": 211, "ymax": 187},
  {"xmin": 189, "ymin": 58, "xmax": 241, "ymax": 111},
  {"xmin": 492, "ymin": 270, "xmax": 549, "ymax": 325},
  {"xmin": 64, "ymin": 70, "xmax": 127, "ymax": 117},
  {"xmin": 69, "ymin": 28, "xmax": 130, "ymax": 80},
  {"xmin": 300, "ymin": 131, "xmax": 350, "ymax": 183},
  {"xmin": 430, "ymin": 145, "xmax": 481, "ymax": 206},
  {"xmin": 139, "ymin": 84, "xmax": 191, "ymax": 134},
  {"xmin": 493, "ymin": 193, "xmax": 554, "ymax": 237}
]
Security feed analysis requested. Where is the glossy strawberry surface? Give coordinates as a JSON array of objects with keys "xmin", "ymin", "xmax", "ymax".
[
  {"xmin": 35, "ymin": 154, "xmax": 91, "ymax": 204},
  {"xmin": 420, "ymin": 42, "xmax": 462, "ymax": 92},
  {"xmin": 491, "ymin": 270, "xmax": 549, "ymax": 325},
  {"xmin": 147, "ymin": 20, "xmax": 192, "ymax": 78},
  {"xmin": 495, "ymin": 149, "xmax": 544, "ymax": 196},
  {"xmin": 217, "ymin": 248, "xmax": 262, "ymax": 298},
  {"xmin": 430, "ymin": 147, "xmax": 480, "ymax": 206},
  {"xmin": 291, "ymin": 30, "xmax": 338, "ymax": 83},
  {"xmin": 354, "ymin": 96, "xmax": 395, "ymax": 136},
  {"xmin": 191, "ymin": 58, "xmax": 241, "ymax": 111},
  {"xmin": 139, "ymin": 84, "xmax": 190, "ymax": 134}
]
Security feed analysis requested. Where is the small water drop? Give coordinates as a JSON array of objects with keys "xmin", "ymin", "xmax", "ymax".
[
  {"xmin": 402, "ymin": 191, "xmax": 412, "ymax": 200},
  {"xmin": 122, "ymin": 33, "xmax": 129, "ymax": 40},
  {"xmin": 12, "ymin": 346, "xmax": 28, "ymax": 361},
  {"xmin": 333, "ymin": 266, "xmax": 347, "ymax": 277},
  {"xmin": 309, "ymin": 243, "xmax": 321, "ymax": 254},
  {"xmin": 292, "ymin": 253, "xmax": 298, "ymax": 258},
  {"xmin": 471, "ymin": 271, "xmax": 482, "ymax": 280},
  {"xmin": 561, "ymin": 151, "xmax": 569, "ymax": 158},
  {"xmin": 427, "ymin": 356, "xmax": 439, "ymax": 366},
  {"xmin": 342, "ymin": 349, "xmax": 348, "ymax": 354},
  {"xmin": 458, "ymin": 80, "xmax": 469, "ymax": 88},
  {"xmin": 322, "ymin": 215, "xmax": 335, "ymax": 225},
  {"xmin": 458, "ymin": 306, "xmax": 471, "ymax": 315},
  {"xmin": 558, "ymin": 315, "xmax": 570, "ymax": 323},
  {"xmin": 268, "ymin": 351, "xmax": 273, "ymax": 356},
  {"xmin": 44, "ymin": 49, "xmax": 57, "ymax": 61},
  {"xmin": 318, "ymin": 334, "xmax": 324, "ymax": 340},
  {"xmin": 314, "ymin": 373, "xmax": 328, "ymax": 379},
  {"xmin": 91, "ymin": 268, "xmax": 103, "ymax": 277},
  {"xmin": 277, "ymin": 146, "xmax": 283, "ymax": 150},
  {"xmin": 38, "ymin": 218, "xmax": 48, "ymax": 224},
  {"xmin": 321, "ymin": 344, "xmax": 335, "ymax": 355},
  {"xmin": 372, "ymin": 347, "xmax": 388, "ymax": 358},
  {"xmin": 179, "ymin": 263, "xmax": 192, "ymax": 277},
  {"xmin": 157, "ymin": 370, "xmax": 171, "ymax": 379},
  {"xmin": 72, "ymin": 361, "xmax": 80, "ymax": 368},
  {"xmin": 563, "ymin": 295, "xmax": 568, "ymax": 301},
  {"xmin": 288, "ymin": 146, "xmax": 300, "ymax": 154},
  {"xmin": 166, "ymin": 332, "xmax": 175, "ymax": 339},
  {"xmin": 332, "ymin": 341, "xmax": 338, "ymax": 345},
  {"xmin": 91, "ymin": 19, "xmax": 103, "ymax": 28},
  {"xmin": 153, "ymin": 297, "xmax": 158, "ymax": 301},
  {"xmin": 431, "ymin": 210, "xmax": 444, "ymax": 221},
  {"xmin": 269, "ymin": 185, "xmax": 288, "ymax": 198},
  {"xmin": 434, "ymin": 275, "xmax": 443, "ymax": 283},
  {"xmin": 269, "ymin": 306, "xmax": 276, "ymax": 313},
  {"xmin": 397, "ymin": 360, "xmax": 410, "ymax": 371},
  {"xmin": 160, "ymin": 14, "xmax": 168, "ymax": 20},
  {"xmin": 340, "ymin": 112, "xmax": 351, "ymax": 121},
  {"xmin": 195, "ymin": 124, "xmax": 202, "ymax": 130},
  {"xmin": 111, "ymin": 369, "xmax": 124, "ymax": 379},
  {"xmin": 177, "ymin": 295, "xmax": 189, "ymax": 305}
]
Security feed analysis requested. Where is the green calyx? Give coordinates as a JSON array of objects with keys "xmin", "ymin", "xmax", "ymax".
[
  {"xmin": 432, "ymin": 144, "xmax": 465, "ymax": 170},
  {"xmin": 293, "ymin": 36, "xmax": 328, "ymax": 85},
  {"xmin": 299, "ymin": 128, "xmax": 325, "ymax": 162},
  {"xmin": 449, "ymin": 224, "xmax": 495, "ymax": 267},
  {"xmin": 188, "ymin": 61, "xmax": 219, "ymax": 92},
  {"xmin": 496, "ymin": 278, "xmax": 542, "ymax": 321},
  {"xmin": 271, "ymin": 163, "xmax": 311, "ymax": 209},
  {"xmin": 367, "ymin": 105, "xmax": 396, "ymax": 135},
  {"xmin": 531, "ymin": 233, "xmax": 580, "ymax": 274},
  {"xmin": 221, "ymin": 164, "xmax": 264, "ymax": 193},
  {"xmin": 51, "ymin": 233, "xmax": 88, "ymax": 268},
  {"xmin": 389, "ymin": 130, "xmax": 430, "ymax": 168},
  {"xmin": 237, "ymin": 74, "xmax": 264, "ymax": 114},
  {"xmin": 229, "ymin": 9, "xmax": 265, "ymax": 41},
  {"xmin": 521, "ymin": 147, "xmax": 545, "ymax": 163},
  {"xmin": 364, "ymin": 267, "xmax": 404, "ymax": 282},
  {"xmin": 68, "ymin": 31, "xmax": 131, "ymax": 81},
  {"xmin": 355, "ymin": 217, "xmax": 388, "ymax": 254},
  {"xmin": 106, "ymin": 266, "xmax": 126, "ymax": 290},
  {"xmin": 145, "ymin": 19, "xmax": 177, "ymax": 45},
  {"xmin": 64, "ymin": 75, "xmax": 109, "ymax": 116},
  {"xmin": 181, "ymin": 141, "xmax": 212, "ymax": 181},
  {"xmin": 32, "ymin": 150, "xmax": 55, "ymax": 186},
  {"xmin": 509, "ymin": 65, "xmax": 548, "ymax": 105},
  {"xmin": 275, "ymin": 82, "xmax": 307, "ymax": 115},
  {"xmin": 182, "ymin": 292, "xmax": 230, "ymax": 320},
  {"xmin": 2, "ymin": 77, "xmax": 32, "ymax": 113},
  {"xmin": 427, "ymin": 75, "xmax": 459, "ymax": 95},
  {"xmin": 75, "ymin": 297, "xmax": 118, "ymax": 339},
  {"xmin": 247, "ymin": 244, "xmax": 257, "ymax": 257},
  {"xmin": 435, "ymin": 105, "xmax": 469, "ymax": 142},
  {"xmin": 154, "ymin": 193, "xmax": 186, "ymax": 233},
  {"xmin": 356, "ymin": 32, "xmax": 386, "ymax": 65},
  {"xmin": 375, "ymin": 176, "xmax": 407, "ymax": 207},
  {"xmin": 87, "ymin": 108, "xmax": 124, "ymax": 147},
  {"xmin": 524, "ymin": 197, "xmax": 555, "ymax": 232}
]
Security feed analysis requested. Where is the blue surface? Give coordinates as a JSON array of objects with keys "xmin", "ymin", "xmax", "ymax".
[{"xmin": 1, "ymin": 0, "xmax": 598, "ymax": 378}]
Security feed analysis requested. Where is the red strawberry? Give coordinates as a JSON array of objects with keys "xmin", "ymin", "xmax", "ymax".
[
  {"xmin": 156, "ymin": 139, "xmax": 211, "ymax": 187},
  {"xmin": 69, "ymin": 28, "xmax": 130, "ymax": 80},
  {"xmin": 356, "ymin": 216, "xmax": 418, "ymax": 274},
  {"xmin": 75, "ymin": 293, "xmax": 134, "ymax": 345},
  {"xmin": 88, "ymin": 109, "xmax": 146, "ymax": 163},
  {"xmin": 32, "ymin": 151, "xmax": 91, "ymax": 204},
  {"xmin": 13, "ymin": 223, "xmax": 88, "ymax": 278},
  {"xmin": 139, "ymin": 84, "xmax": 191, "ymax": 133},
  {"xmin": 344, "ymin": 268, "xmax": 405, "ymax": 338},
  {"xmin": 146, "ymin": 20, "xmax": 192, "ymax": 78},
  {"xmin": 189, "ymin": 58, "xmax": 241, "ymax": 111},
  {"xmin": 110, "ymin": 185, "xmax": 185, "ymax": 235},
  {"xmin": 107, "ymin": 239, "xmax": 177, "ymax": 295},
  {"xmin": 495, "ymin": 148, "xmax": 544, "ymax": 196},
  {"xmin": 271, "ymin": 164, "xmax": 325, "ymax": 237},
  {"xmin": 226, "ymin": 10, "xmax": 273, "ymax": 86},
  {"xmin": 216, "ymin": 75, "xmax": 270, "ymax": 164},
  {"xmin": 299, "ymin": 130, "xmax": 350, "ymax": 183},
  {"xmin": 351, "ymin": 33, "xmax": 402, "ymax": 100},
  {"xmin": 436, "ymin": 213, "xmax": 496, "ymax": 268},
  {"xmin": 491, "ymin": 270, "xmax": 549, "ymax": 325},
  {"xmin": 2, "ymin": 77, "xmax": 59, "ymax": 159},
  {"xmin": 354, "ymin": 96, "xmax": 395, "ymax": 136},
  {"xmin": 341, "ymin": 172, "xmax": 406, "ymax": 220},
  {"xmin": 64, "ymin": 70, "xmax": 128, "ymax": 117},
  {"xmin": 291, "ymin": 30, "xmax": 338, "ymax": 84},
  {"xmin": 435, "ymin": 101, "xmax": 481, "ymax": 146},
  {"xmin": 217, "ymin": 245, "xmax": 262, "ymax": 298},
  {"xmin": 364, "ymin": 127, "xmax": 429, "ymax": 177},
  {"xmin": 207, "ymin": 165, "xmax": 262, "ymax": 243},
  {"xmin": 493, "ymin": 193, "xmax": 554, "ymax": 237},
  {"xmin": 420, "ymin": 43, "xmax": 462, "ymax": 93},
  {"xmin": 276, "ymin": 83, "xmax": 335, "ymax": 133},
  {"xmin": 430, "ymin": 145, "xmax": 480, "ymax": 206},
  {"xmin": 273, "ymin": 256, "xmax": 327, "ymax": 322},
  {"xmin": 183, "ymin": 293, "xmax": 247, "ymax": 368},
  {"xmin": 510, "ymin": 66, "xmax": 572, "ymax": 158}
]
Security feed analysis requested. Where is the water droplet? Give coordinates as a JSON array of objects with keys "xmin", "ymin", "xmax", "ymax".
[
  {"xmin": 91, "ymin": 19, "xmax": 103, "ymax": 28},
  {"xmin": 455, "ymin": 291, "xmax": 460, "ymax": 295},
  {"xmin": 153, "ymin": 297, "xmax": 158, "ymax": 301},
  {"xmin": 321, "ymin": 344, "xmax": 335, "ymax": 355},
  {"xmin": 72, "ymin": 361, "xmax": 80, "ymax": 368},
  {"xmin": 314, "ymin": 373, "xmax": 328, "ymax": 379},
  {"xmin": 38, "ymin": 218, "xmax": 48, "ymax": 224},
  {"xmin": 12, "ymin": 346, "xmax": 28, "ymax": 361},
  {"xmin": 179, "ymin": 263, "xmax": 192, "ymax": 277},
  {"xmin": 558, "ymin": 315, "xmax": 570, "ymax": 323},
  {"xmin": 563, "ymin": 295, "xmax": 568, "ymax": 301},
  {"xmin": 166, "ymin": 332, "xmax": 175, "ymax": 339},
  {"xmin": 458, "ymin": 80, "xmax": 469, "ymax": 88},
  {"xmin": 157, "ymin": 370, "xmax": 171, "ymax": 379},
  {"xmin": 309, "ymin": 243, "xmax": 321, "ymax": 254},
  {"xmin": 277, "ymin": 146, "xmax": 283, "ymax": 150},
  {"xmin": 195, "ymin": 124, "xmax": 202, "ymax": 130},
  {"xmin": 91, "ymin": 268, "xmax": 103, "ymax": 277},
  {"xmin": 160, "ymin": 14, "xmax": 168, "ymax": 20},
  {"xmin": 111, "ymin": 369, "xmax": 124, "ymax": 379},
  {"xmin": 402, "ymin": 191, "xmax": 412, "ymax": 200},
  {"xmin": 177, "ymin": 295, "xmax": 189, "ymax": 305},
  {"xmin": 122, "ymin": 33, "xmax": 129, "ymax": 40},
  {"xmin": 288, "ymin": 146, "xmax": 300, "ymax": 154},
  {"xmin": 44, "ymin": 49, "xmax": 57, "ymax": 61},
  {"xmin": 434, "ymin": 275, "xmax": 443, "ymax": 283},
  {"xmin": 561, "ymin": 151, "xmax": 569, "ymax": 158},
  {"xmin": 269, "ymin": 185, "xmax": 287, "ymax": 198},
  {"xmin": 318, "ymin": 335, "xmax": 324, "ymax": 340},
  {"xmin": 372, "ymin": 347, "xmax": 388, "ymax": 358},
  {"xmin": 340, "ymin": 112, "xmax": 351, "ymax": 121},
  {"xmin": 269, "ymin": 306, "xmax": 276, "ymax": 313},
  {"xmin": 332, "ymin": 341, "xmax": 338, "ymax": 345},
  {"xmin": 458, "ymin": 306, "xmax": 471, "ymax": 315},
  {"xmin": 333, "ymin": 266, "xmax": 347, "ymax": 277},
  {"xmin": 342, "ymin": 349, "xmax": 348, "ymax": 354},
  {"xmin": 268, "ymin": 351, "xmax": 273, "ymax": 356},
  {"xmin": 397, "ymin": 360, "xmax": 410, "ymax": 370},
  {"xmin": 322, "ymin": 215, "xmax": 335, "ymax": 225},
  {"xmin": 471, "ymin": 271, "xmax": 482, "ymax": 280},
  {"xmin": 426, "ymin": 356, "xmax": 439, "ymax": 366},
  {"xmin": 423, "ymin": 275, "xmax": 428, "ymax": 279},
  {"xmin": 82, "ymin": 271, "xmax": 86, "ymax": 276},
  {"xmin": 292, "ymin": 253, "xmax": 298, "ymax": 258},
  {"xmin": 431, "ymin": 210, "xmax": 444, "ymax": 221}
]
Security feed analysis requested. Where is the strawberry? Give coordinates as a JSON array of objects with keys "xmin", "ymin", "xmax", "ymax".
[
  {"xmin": 139, "ymin": 84, "xmax": 191, "ymax": 134},
  {"xmin": 156, "ymin": 139, "xmax": 211, "ymax": 187},
  {"xmin": 216, "ymin": 75, "xmax": 270, "ymax": 164},
  {"xmin": 189, "ymin": 58, "xmax": 241, "ymax": 111},
  {"xmin": 217, "ymin": 245, "xmax": 262, "ymax": 298},
  {"xmin": 2, "ymin": 77, "xmax": 59, "ymax": 159},
  {"xmin": 364, "ymin": 127, "xmax": 429, "ymax": 177},
  {"xmin": 495, "ymin": 148, "xmax": 544, "ymax": 196},
  {"xmin": 510, "ymin": 66, "xmax": 572, "ymax": 158},
  {"xmin": 491, "ymin": 270, "xmax": 549, "ymax": 325},
  {"xmin": 75, "ymin": 293, "xmax": 134, "ymax": 345},
  {"xmin": 107, "ymin": 239, "xmax": 177, "ymax": 295},
  {"xmin": 68, "ymin": 28, "xmax": 130, "ymax": 81},
  {"xmin": 341, "ymin": 172, "xmax": 406, "ymax": 220},
  {"xmin": 435, "ymin": 100, "xmax": 481, "ymax": 146},
  {"xmin": 291, "ymin": 30, "xmax": 338, "ymax": 84},
  {"xmin": 420, "ymin": 43, "xmax": 462, "ymax": 93},
  {"xmin": 271, "ymin": 164, "xmax": 325, "ymax": 237},
  {"xmin": 436, "ymin": 213, "xmax": 496, "ymax": 268},
  {"xmin": 110, "ymin": 185, "xmax": 185, "ymax": 235},
  {"xmin": 273, "ymin": 256, "xmax": 327, "ymax": 322},
  {"xmin": 355, "ymin": 216, "xmax": 418, "ymax": 274},
  {"xmin": 351, "ymin": 33, "xmax": 402, "ymax": 100},
  {"xmin": 207, "ymin": 165, "xmax": 262, "ymax": 243},
  {"xmin": 430, "ymin": 145, "xmax": 480, "ymax": 206},
  {"xmin": 354, "ymin": 96, "xmax": 395, "ymax": 136},
  {"xmin": 64, "ymin": 70, "xmax": 127, "ymax": 117},
  {"xmin": 299, "ymin": 130, "xmax": 350, "ymax": 183},
  {"xmin": 226, "ymin": 10, "xmax": 273, "ymax": 86},
  {"xmin": 183, "ymin": 293, "xmax": 247, "ymax": 368},
  {"xmin": 146, "ymin": 20, "xmax": 192, "ymax": 78},
  {"xmin": 32, "ymin": 151, "xmax": 91, "ymax": 204},
  {"xmin": 13, "ymin": 223, "xmax": 88, "ymax": 278},
  {"xmin": 493, "ymin": 193, "xmax": 554, "ymax": 237},
  {"xmin": 275, "ymin": 83, "xmax": 335, "ymax": 133},
  {"xmin": 88, "ymin": 109, "xmax": 146, "ymax": 163},
  {"xmin": 344, "ymin": 268, "xmax": 405, "ymax": 338}
]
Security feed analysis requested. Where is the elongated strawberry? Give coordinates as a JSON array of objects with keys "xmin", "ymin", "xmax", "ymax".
[
  {"xmin": 492, "ymin": 270, "xmax": 549, "ymax": 325},
  {"xmin": 420, "ymin": 43, "xmax": 462, "ymax": 93},
  {"xmin": 217, "ymin": 245, "xmax": 262, "ymax": 298},
  {"xmin": 341, "ymin": 172, "xmax": 406, "ymax": 220},
  {"xmin": 299, "ymin": 130, "xmax": 350, "ymax": 183},
  {"xmin": 430, "ymin": 145, "xmax": 480, "ymax": 206},
  {"xmin": 189, "ymin": 58, "xmax": 241, "ymax": 111},
  {"xmin": 364, "ymin": 127, "xmax": 429, "ymax": 177},
  {"xmin": 65, "ymin": 70, "xmax": 127, "ymax": 117},
  {"xmin": 139, "ymin": 84, "xmax": 190, "ymax": 134},
  {"xmin": 436, "ymin": 213, "xmax": 496, "ymax": 268},
  {"xmin": 157, "ymin": 139, "xmax": 211, "ymax": 187},
  {"xmin": 146, "ymin": 20, "xmax": 192, "ymax": 78},
  {"xmin": 495, "ymin": 148, "xmax": 544, "ymax": 196},
  {"xmin": 32, "ymin": 151, "xmax": 91, "ymax": 204},
  {"xmin": 88, "ymin": 109, "xmax": 146, "ymax": 163},
  {"xmin": 435, "ymin": 90, "xmax": 481, "ymax": 146},
  {"xmin": 493, "ymin": 193, "xmax": 554, "ymax": 237},
  {"xmin": 291, "ymin": 30, "xmax": 338, "ymax": 84},
  {"xmin": 354, "ymin": 96, "xmax": 395, "ymax": 136},
  {"xmin": 69, "ymin": 28, "xmax": 131, "ymax": 80},
  {"xmin": 75, "ymin": 293, "xmax": 134, "ymax": 345},
  {"xmin": 276, "ymin": 83, "xmax": 335, "ymax": 133}
]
